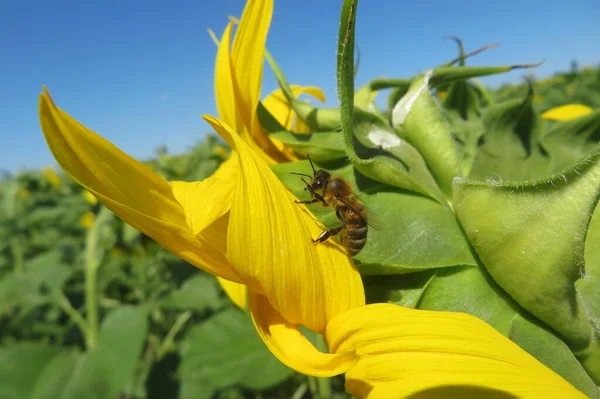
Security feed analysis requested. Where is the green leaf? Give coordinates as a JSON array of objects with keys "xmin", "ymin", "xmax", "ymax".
[
  {"xmin": 270, "ymin": 131, "xmax": 346, "ymax": 163},
  {"xmin": 454, "ymin": 146, "xmax": 600, "ymax": 375},
  {"xmin": 363, "ymin": 266, "xmax": 600, "ymax": 398},
  {"xmin": 273, "ymin": 162, "xmax": 476, "ymax": 272},
  {"xmin": 0, "ymin": 343, "xmax": 63, "ymax": 399},
  {"xmin": 30, "ymin": 351, "xmax": 81, "ymax": 399},
  {"xmin": 179, "ymin": 309, "xmax": 293, "ymax": 396},
  {"xmin": 391, "ymin": 73, "xmax": 462, "ymax": 197},
  {"xmin": 59, "ymin": 306, "xmax": 148, "ymax": 399},
  {"xmin": 160, "ymin": 274, "xmax": 221, "ymax": 312}
]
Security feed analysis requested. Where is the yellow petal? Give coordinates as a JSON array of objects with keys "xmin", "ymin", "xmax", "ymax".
[
  {"xmin": 231, "ymin": 0, "xmax": 273, "ymax": 138},
  {"xmin": 326, "ymin": 304, "xmax": 586, "ymax": 399},
  {"xmin": 203, "ymin": 114, "xmax": 365, "ymax": 332},
  {"xmin": 249, "ymin": 293, "xmax": 356, "ymax": 376},
  {"xmin": 39, "ymin": 88, "xmax": 240, "ymax": 282},
  {"xmin": 171, "ymin": 155, "xmax": 237, "ymax": 236},
  {"xmin": 263, "ymin": 85, "xmax": 326, "ymax": 131},
  {"xmin": 215, "ymin": 21, "xmax": 239, "ymax": 133},
  {"xmin": 541, "ymin": 104, "xmax": 593, "ymax": 121},
  {"xmin": 217, "ymin": 277, "xmax": 247, "ymax": 309},
  {"xmin": 262, "ymin": 89, "xmax": 294, "ymax": 129}
]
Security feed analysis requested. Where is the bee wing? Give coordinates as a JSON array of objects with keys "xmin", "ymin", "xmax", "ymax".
[
  {"xmin": 335, "ymin": 193, "xmax": 382, "ymax": 231},
  {"xmin": 364, "ymin": 207, "xmax": 382, "ymax": 231}
]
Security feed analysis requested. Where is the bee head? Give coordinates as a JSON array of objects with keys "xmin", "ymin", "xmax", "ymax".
[
  {"xmin": 311, "ymin": 169, "xmax": 330, "ymax": 191},
  {"xmin": 289, "ymin": 154, "xmax": 331, "ymax": 193}
]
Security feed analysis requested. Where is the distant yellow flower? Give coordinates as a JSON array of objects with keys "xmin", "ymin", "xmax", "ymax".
[
  {"xmin": 436, "ymin": 90, "xmax": 448, "ymax": 100},
  {"xmin": 79, "ymin": 211, "xmax": 95, "ymax": 229},
  {"xmin": 533, "ymin": 93, "xmax": 543, "ymax": 102},
  {"xmin": 82, "ymin": 190, "xmax": 98, "ymax": 206},
  {"xmin": 39, "ymin": 88, "xmax": 586, "ymax": 399},
  {"xmin": 110, "ymin": 247, "xmax": 125, "ymax": 258},
  {"xmin": 541, "ymin": 104, "xmax": 593, "ymax": 121},
  {"xmin": 18, "ymin": 188, "xmax": 29, "ymax": 199},
  {"xmin": 42, "ymin": 166, "xmax": 61, "ymax": 189}
]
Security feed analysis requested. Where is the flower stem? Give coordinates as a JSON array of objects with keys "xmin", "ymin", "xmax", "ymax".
[
  {"xmin": 316, "ymin": 336, "xmax": 332, "ymax": 399},
  {"xmin": 156, "ymin": 311, "xmax": 192, "ymax": 360},
  {"xmin": 57, "ymin": 292, "xmax": 91, "ymax": 342},
  {"xmin": 307, "ymin": 376, "xmax": 319, "ymax": 398},
  {"xmin": 10, "ymin": 237, "xmax": 24, "ymax": 274},
  {"xmin": 84, "ymin": 222, "xmax": 100, "ymax": 350}
]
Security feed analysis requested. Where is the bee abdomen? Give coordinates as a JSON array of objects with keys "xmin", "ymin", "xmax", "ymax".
[{"xmin": 342, "ymin": 225, "xmax": 368, "ymax": 256}]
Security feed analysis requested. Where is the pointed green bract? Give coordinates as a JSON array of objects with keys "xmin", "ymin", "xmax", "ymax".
[
  {"xmin": 336, "ymin": 7, "xmax": 446, "ymax": 203},
  {"xmin": 442, "ymin": 80, "xmax": 481, "ymax": 121},
  {"xmin": 429, "ymin": 64, "xmax": 540, "ymax": 87},
  {"xmin": 351, "ymin": 109, "xmax": 447, "ymax": 203},
  {"xmin": 454, "ymin": 145, "xmax": 600, "ymax": 370},
  {"xmin": 392, "ymin": 73, "xmax": 461, "ymax": 198},
  {"xmin": 270, "ymin": 131, "xmax": 346, "ymax": 162},
  {"xmin": 469, "ymin": 87, "xmax": 552, "ymax": 181}
]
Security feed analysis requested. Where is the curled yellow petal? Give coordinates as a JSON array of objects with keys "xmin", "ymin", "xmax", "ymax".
[
  {"xmin": 231, "ymin": 0, "xmax": 273, "ymax": 137},
  {"xmin": 39, "ymin": 88, "xmax": 240, "ymax": 282},
  {"xmin": 263, "ymin": 85, "xmax": 326, "ymax": 131},
  {"xmin": 326, "ymin": 304, "xmax": 586, "ymax": 399},
  {"xmin": 217, "ymin": 277, "xmax": 247, "ymax": 309},
  {"xmin": 249, "ymin": 293, "xmax": 356, "ymax": 376},
  {"xmin": 171, "ymin": 156, "xmax": 237, "ymax": 236},
  {"xmin": 203, "ymin": 114, "xmax": 365, "ymax": 332},
  {"xmin": 541, "ymin": 104, "xmax": 593, "ymax": 121},
  {"xmin": 215, "ymin": 21, "xmax": 239, "ymax": 133}
]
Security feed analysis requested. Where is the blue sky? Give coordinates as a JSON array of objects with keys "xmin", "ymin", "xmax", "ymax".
[{"xmin": 2, "ymin": 0, "xmax": 599, "ymax": 172}]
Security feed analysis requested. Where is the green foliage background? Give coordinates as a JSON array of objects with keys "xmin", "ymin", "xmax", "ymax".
[{"xmin": 1, "ymin": 59, "xmax": 599, "ymax": 398}]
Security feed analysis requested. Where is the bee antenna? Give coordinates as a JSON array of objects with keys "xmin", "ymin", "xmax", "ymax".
[
  {"xmin": 306, "ymin": 154, "xmax": 317, "ymax": 175},
  {"xmin": 289, "ymin": 172, "xmax": 313, "ymax": 179}
]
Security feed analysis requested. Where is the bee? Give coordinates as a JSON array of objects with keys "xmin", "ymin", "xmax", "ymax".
[{"xmin": 291, "ymin": 155, "xmax": 371, "ymax": 256}]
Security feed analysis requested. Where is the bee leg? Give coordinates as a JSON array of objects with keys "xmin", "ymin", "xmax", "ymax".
[
  {"xmin": 295, "ymin": 198, "xmax": 321, "ymax": 204},
  {"xmin": 297, "ymin": 181, "xmax": 328, "ymax": 206},
  {"xmin": 313, "ymin": 225, "xmax": 343, "ymax": 243}
]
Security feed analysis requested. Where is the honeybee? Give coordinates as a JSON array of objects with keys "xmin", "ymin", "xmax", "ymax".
[{"xmin": 291, "ymin": 155, "xmax": 371, "ymax": 256}]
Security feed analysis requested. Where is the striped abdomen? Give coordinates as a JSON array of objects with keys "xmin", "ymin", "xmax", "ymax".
[{"xmin": 341, "ymin": 216, "xmax": 368, "ymax": 256}]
